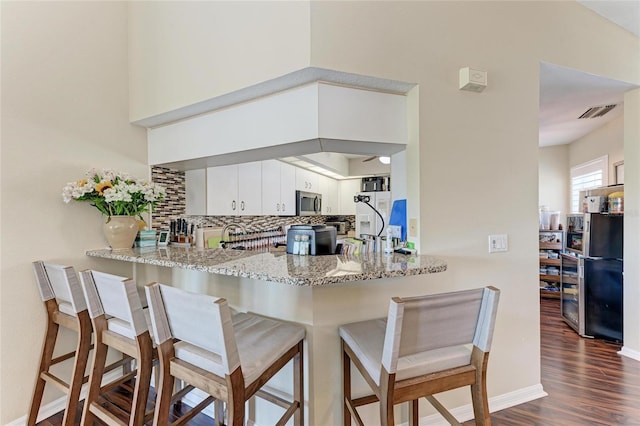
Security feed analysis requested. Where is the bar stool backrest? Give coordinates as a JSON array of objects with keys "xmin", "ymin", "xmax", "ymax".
[
  {"xmin": 80, "ymin": 270, "xmax": 148, "ymax": 338},
  {"xmin": 382, "ymin": 287, "xmax": 499, "ymax": 374},
  {"xmin": 146, "ymin": 283, "xmax": 240, "ymax": 375},
  {"xmin": 33, "ymin": 261, "xmax": 87, "ymax": 314}
]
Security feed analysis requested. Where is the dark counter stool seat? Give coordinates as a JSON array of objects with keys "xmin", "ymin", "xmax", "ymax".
[{"xmin": 339, "ymin": 286, "xmax": 500, "ymax": 426}]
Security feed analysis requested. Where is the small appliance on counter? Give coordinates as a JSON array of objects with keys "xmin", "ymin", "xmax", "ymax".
[
  {"xmin": 286, "ymin": 224, "xmax": 337, "ymax": 255},
  {"xmin": 362, "ymin": 176, "xmax": 390, "ymax": 192},
  {"xmin": 325, "ymin": 221, "xmax": 349, "ymax": 236}
]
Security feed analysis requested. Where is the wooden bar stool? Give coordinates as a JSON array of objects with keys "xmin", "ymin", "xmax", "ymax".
[
  {"xmin": 145, "ymin": 282, "xmax": 306, "ymax": 426},
  {"xmin": 28, "ymin": 261, "xmax": 92, "ymax": 425},
  {"xmin": 340, "ymin": 286, "xmax": 500, "ymax": 426},
  {"xmin": 79, "ymin": 269, "xmax": 156, "ymax": 426}
]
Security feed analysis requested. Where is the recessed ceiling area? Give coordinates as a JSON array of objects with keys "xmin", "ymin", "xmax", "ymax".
[
  {"xmin": 538, "ymin": 1, "xmax": 640, "ymax": 148},
  {"xmin": 539, "ymin": 62, "xmax": 638, "ymax": 147}
]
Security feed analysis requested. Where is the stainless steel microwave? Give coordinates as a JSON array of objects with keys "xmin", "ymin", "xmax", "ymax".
[{"xmin": 296, "ymin": 190, "xmax": 322, "ymax": 216}]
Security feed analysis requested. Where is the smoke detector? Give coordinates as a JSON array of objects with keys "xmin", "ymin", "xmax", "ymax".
[{"xmin": 578, "ymin": 104, "xmax": 617, "ymax": 119}]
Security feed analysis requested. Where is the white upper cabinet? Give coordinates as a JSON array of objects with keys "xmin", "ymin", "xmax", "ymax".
[
  {"xmin": 318, "ymin": 175, "xmax": 339, "ymax": 215},
  {"xmin": 262, "ymin": 160, "xmax": 295, "ymax": 216},
  {"xmin": 185, "ymin": 169, "xmax": 207, "ymax": 215},
  {"xmin": 295, "ymin": 168, "xmax": 319, "ymax": 192},
  {"xmin": 206, "ymin": 161, "xmax": 262, "ymax": 216},
  {"xmin": 339, "ymin": 179, "xmax": 361, "ymax": 216}
]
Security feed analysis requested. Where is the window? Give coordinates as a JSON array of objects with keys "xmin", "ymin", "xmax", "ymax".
[{"xmin": 570, "ymin": 155, "xmax": 608, "ymax": 213}]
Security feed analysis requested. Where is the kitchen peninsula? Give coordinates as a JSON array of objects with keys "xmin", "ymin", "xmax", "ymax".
[{"xmin": 87, "ymin": 247, "xmax": 447, "ymax": 425}]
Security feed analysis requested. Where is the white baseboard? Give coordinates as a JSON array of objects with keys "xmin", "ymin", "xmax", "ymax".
[
  {"xmin": 7, "ymin": 378, "xmax": 547, "ymax": 426},
  {"xmin": 184, "ymin": 382, "xmax": 547, "ymax": 426},
  {"xmin": 5, "ymin": 369, "xmax": 124, "ymax": 426},
  {"xmin": 619, "ymin": 346, "xmax": 640, "ymax": 361},
  {"xmin": 412, "ymin": 383, "xmax": 548, "ymax": 426}
]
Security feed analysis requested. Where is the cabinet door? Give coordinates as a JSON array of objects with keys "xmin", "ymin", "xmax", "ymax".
[
  {"xmin": 261, "ymin": 160, "xmax": 282, "ymax": 215},
  {"xmin": 338, "ymin": 179, "xmax": 361, "ymax": 215},
  {"xmin": 295, "ymin": 168, "xmax": 319, "ymax": 192},
  {"xmin": 207, "ymin": 164, "xmax": 238, "ymax": 215},
  {"xmin": 325, "ymin": 178, "xmax": 338, "ymax": 214},
  {"xmin": 318, "ymin": 175, "xmax": 338, "ymax": 214},
  {"xmin": 279, "ymin": 162, "xmax": 296, "ymax": 215},
  {"xmin": 185, "ymin": 169, "xmax": 206, "ymax": 215},
  {"xmin": 237, "ymin": 161, "xmax": 262, "ymax": 215}
]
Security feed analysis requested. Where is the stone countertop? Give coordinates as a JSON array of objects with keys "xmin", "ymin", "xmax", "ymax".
[{"xmin": 86, "ymin": 247, "xmax": 447, "ymax": 286}]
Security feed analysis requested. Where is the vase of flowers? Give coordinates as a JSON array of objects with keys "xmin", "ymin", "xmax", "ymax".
[{"xmin": 63, "ymin": 169, "xmax": 166, "ymax": 249}]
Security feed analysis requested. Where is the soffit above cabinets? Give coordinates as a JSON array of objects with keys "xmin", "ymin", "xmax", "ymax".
[
  {"xmin": 147, "ymin": 78, "xmax": 411, "ymax": 173},
  {"xmin": 134, "ymin": 67, "xmax": 416, "ymax": 129}
]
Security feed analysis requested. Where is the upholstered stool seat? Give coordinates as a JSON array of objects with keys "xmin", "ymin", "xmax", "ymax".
[
  {"xmin": 340, "ymin": 286, "xmax": 500, "ymax": 426},
  {"xmin": 340, "ymin": 318, "xmax": 473, "ymax": 385},
  {"xmin": 145, "ymin": 282, "xmax": 306, "ymax": 426}
]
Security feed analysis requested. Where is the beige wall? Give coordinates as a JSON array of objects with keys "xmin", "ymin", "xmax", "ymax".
[
  {"xmin": 2, "ymin": 0, "xmax": 639, "ymax": 423},
  {"xmin": 1, "ymin": 2, "xmax": 147, "ymax": 422},
  {"xmin": 623, "ymin": 88, "xmax": 640, "ymax": 362},
  {"xmin": 129, "ymin": 0, "xmax": 639, "ymax": 421},
  {"xmin": 569, "ymin": 114, "xmax": 625, "ymax": 184},
  {"xmin": 539, "ymin": 145, "xmax": 570, "ymax": 220},
  {"xmin": 128, "ymin": 1, "xmax": 312, "ymax": 121},
  {"xmin": 307, "ymin": 1, "xmax": 640, "ymax": 409}
]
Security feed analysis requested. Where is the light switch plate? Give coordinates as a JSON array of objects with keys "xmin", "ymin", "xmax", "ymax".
[
  {"xmin": 409, "ymin": 218, "xmax": 418, "ymax": 237},
  {"xmin": 488, "ymin": 234, "xmax": 508, "ymax": 253}
]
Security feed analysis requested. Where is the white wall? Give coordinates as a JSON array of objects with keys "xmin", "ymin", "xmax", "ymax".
[
  {"xmin": 569, "ymin": 114, "xmax": 625, "ymax": 184},
  {"xmin": 622, "ymin": 89, "xmax": 640, "ymax": 361},
  {"xmin": 125, "ymin": 0, "xmax": 640, "ymax": 422},
  {"xmin": 539, "ymin": 145, "xmax": 570, "ymax": 222},
  {"xmin": 0, "ymin": 2, "xmax": 147, "ymax": 422},
  {"xmin": 128, "ymin": 1, "xmax": 311, "ymax": 121}
]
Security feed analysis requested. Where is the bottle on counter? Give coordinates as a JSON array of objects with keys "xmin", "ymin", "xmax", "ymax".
[
  {"xmin": 300, "ymin": 235, "xmax": 310, "ymax": 256},
  {"xmin": 293, "ymin": 234, "xmax": 301, "ymax": 255}
]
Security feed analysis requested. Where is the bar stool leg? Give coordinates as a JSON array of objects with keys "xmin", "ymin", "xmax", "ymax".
[
  {"xmin": 61, "ymin": 311, "xmax": 92, "ymax": 426},
  {"xmin": 409, "ymin": 400, "xmax": 419, "ymax": 426},
  {"xmin": 129, "ymin": 334, "xmax": 154, "ymax": 426},
  {"xmin": 342, "ymin": 341, "xmax": 352, "ymax": 426},
  {"xmin": 27, "ymin": 312, "xmax": 59, "ymax": 426},
  {"xmin": 81, "ymin": 318, "xmax": 109, "ymax": 426},
  {"xmin": 226, "ymin": 369, "xmax": 246, "ymax": 426},
  {"xmin": 153, "ymin": 340, "xmax": 176, "ymax": 426},
  {"xmin": 294, "ymin": 340, "xmax": 304, "ymax": 426}
]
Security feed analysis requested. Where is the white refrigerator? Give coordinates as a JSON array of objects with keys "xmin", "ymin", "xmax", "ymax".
[{"xmin": 355, "ymin": 191, "xmax": 391, "ymax": 238}]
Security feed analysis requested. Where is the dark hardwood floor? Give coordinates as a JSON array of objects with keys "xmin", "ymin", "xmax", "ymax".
[
  {"xmin": 39, "ymin": 297, "xmax": 640, "ymax": 425},
  {"xmin": 465, "ymin": 297, "xmax": 640, "ymax": 426}
]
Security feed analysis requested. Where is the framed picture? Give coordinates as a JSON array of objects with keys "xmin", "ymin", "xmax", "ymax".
[{"xmin": 158, "ymin": 231, "xmax": 170, "ymax": 247}]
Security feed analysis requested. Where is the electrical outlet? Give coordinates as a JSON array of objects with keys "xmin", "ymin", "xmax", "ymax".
[{"xmin": 409, "ymin": 218, "xmax": 417, "ymax": 237}]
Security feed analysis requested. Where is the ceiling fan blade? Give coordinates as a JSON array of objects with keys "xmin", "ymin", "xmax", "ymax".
[{"xmin": 362, "ymin": 156, "xmax": 377, "ymax": 162}]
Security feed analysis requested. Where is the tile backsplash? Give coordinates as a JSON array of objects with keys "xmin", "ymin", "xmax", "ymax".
[
  {"xmin": 151, "ymin": 166, "xmax": 354, "ymax": 232},
  {"xmin": 151, "ymin": 166, "xmax": 185, "ymax": 230}
]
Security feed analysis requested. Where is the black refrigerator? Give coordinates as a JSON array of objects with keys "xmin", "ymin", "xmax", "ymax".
[{"xmin": 561, "ymin": 213, "xmax": 623, "ymax": 342}]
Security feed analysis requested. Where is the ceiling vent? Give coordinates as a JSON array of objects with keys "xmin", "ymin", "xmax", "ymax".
[{"xmin": 578, "ymin": 104, "xmax": 617, "ymax": 119}]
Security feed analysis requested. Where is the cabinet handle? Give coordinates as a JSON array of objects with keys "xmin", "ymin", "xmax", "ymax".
[
  {"xmin": 241, "ymin": 201, "xmax": 245, "ymax": 211},
  {"xmin": 232, "ymin": 200, "xmax": 236, "ymax": 211},
  {"xmin": 282, "ymin": 203, "xmax": 285, "ymax": 211},
  {"xmin": 277, "ymin": 203, "xmax": 280, "ymax": 212}
]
